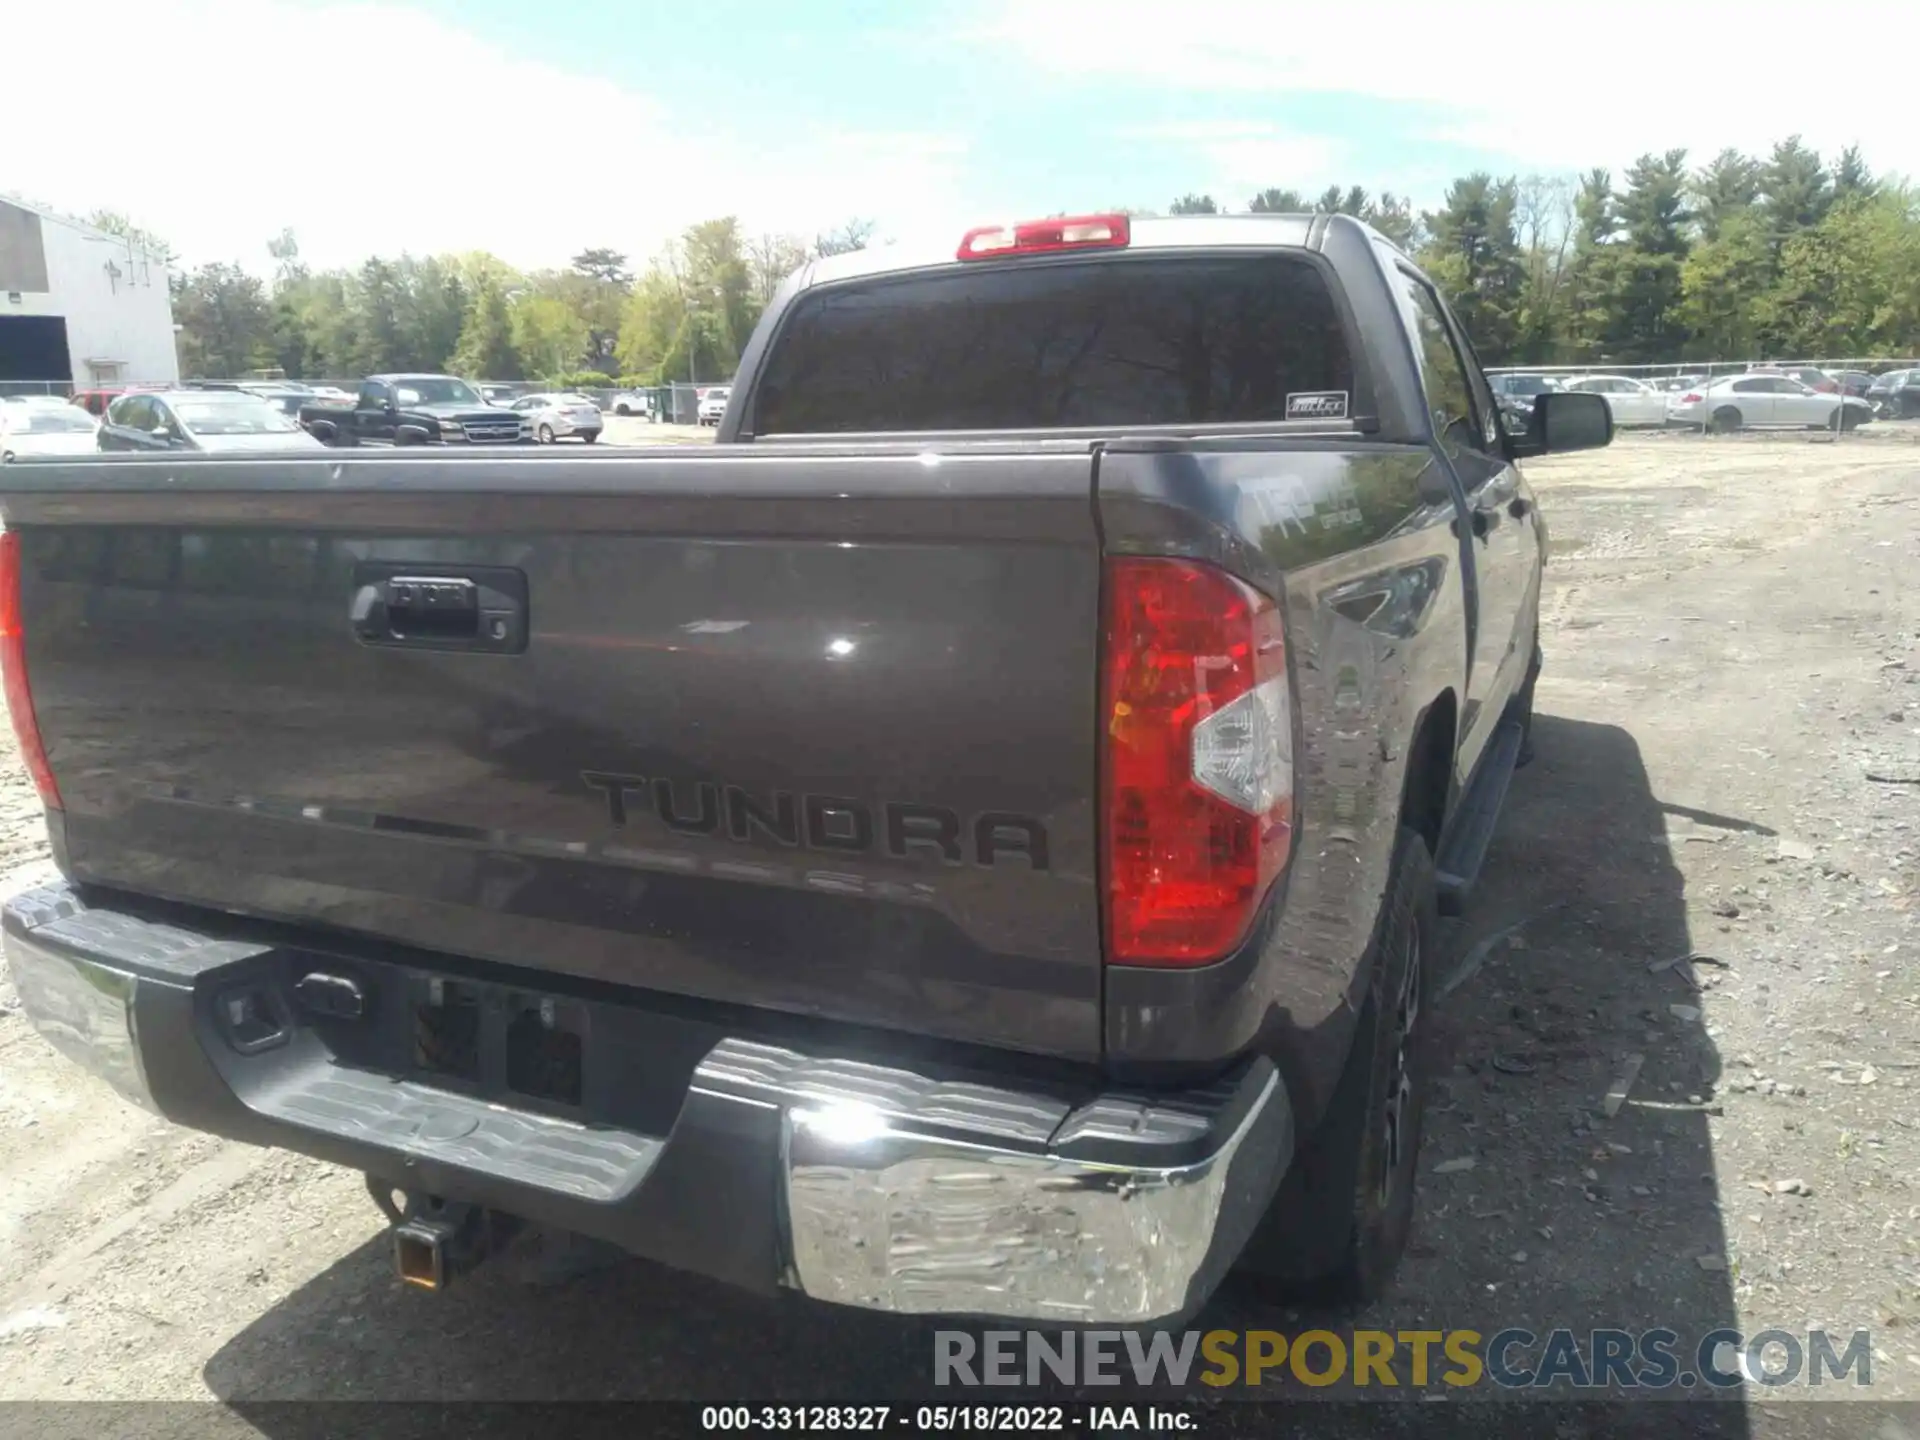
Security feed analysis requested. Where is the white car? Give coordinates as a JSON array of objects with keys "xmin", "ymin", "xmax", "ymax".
[
  {"xmin": 0, "ymin": 402, "xmax": 100, "ymax": 461},
  {"xmin": 609, "ymin": 390, "xmax": 654, "ymax": 419},
  {"xmin": 1557, "ymin": 374, "xmax": 1669, "ymax": 428},
  {"xmin": 510, "ymin": 392, "xmax": 603, "ymax": 444},
  {"xmin": 1666, "ymin": 375, "xmax": 1874, "ymax": 432},
  {"xmin": 697, "ymin": 387, "xmax": 731, "ymax": 427}
]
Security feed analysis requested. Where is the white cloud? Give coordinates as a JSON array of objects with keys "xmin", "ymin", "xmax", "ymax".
[
  {"xmin": 978, "ymin": 0, "xmax": 1920, "ymax": 185},
  {"xmin": 1, "ymin": 0, "xmax": 968, "ymax": 273}
]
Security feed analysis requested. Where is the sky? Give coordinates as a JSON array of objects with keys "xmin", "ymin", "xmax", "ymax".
[{"xmin": 6, "ymin": 0, "xmax": 1919, "ymax": 275}]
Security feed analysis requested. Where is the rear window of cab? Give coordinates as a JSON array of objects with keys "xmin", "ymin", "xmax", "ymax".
[{"xmin": 750, "ymin": 253, "xmax": 1356, "ymax": 435}]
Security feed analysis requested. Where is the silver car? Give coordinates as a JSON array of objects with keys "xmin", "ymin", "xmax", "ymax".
[
  {"xmin": 510, "ymin": 392, "xmax": 603, "ymax": 444},
  {"xmin": 0, "ymin": 401, "xmax": 100, "ymax": 462},
  {"xmin": 98, "ymin": 390, "xmax": 328, "ymax": 453}
]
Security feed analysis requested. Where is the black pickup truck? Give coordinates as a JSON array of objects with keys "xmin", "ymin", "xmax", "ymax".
[
  {"xmin": 0, "ymin": 213, "xmax": 1609, "ymax": 1323},
  {"xmin": 299, "ymin": 374, "xmax": 527, "ymax": 446}
]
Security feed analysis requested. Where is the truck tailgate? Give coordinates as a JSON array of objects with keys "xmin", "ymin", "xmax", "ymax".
[{"xmin": 2, "ymin": 449, "xmax": 1105, "ymax": 1060}]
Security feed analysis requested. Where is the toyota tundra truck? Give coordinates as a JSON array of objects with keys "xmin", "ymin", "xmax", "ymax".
[{"xmin": 0, "ymin": 213, "xmax": 1610, "ymax": 1324}]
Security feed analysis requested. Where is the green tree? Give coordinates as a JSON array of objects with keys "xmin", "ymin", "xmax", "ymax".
[
  {"xmin": 1760, "ymin": 136, "xmax": 1832, "ymax": 243},
  {"xmin": 553, "ymin": 249, "xmax": 633, "ymax": 371},
  {"xmin": 614, "ymin": 268, "xmax": 687, "ymax": 381},
  {"xmin": 1169, "ymin": 193, "xmax": 1220, "ymax": 215},
  {"xmin": 1421, "ymin": 173, "xmax": 1524, "ymax": 362},
  {"xmin": 1832, "ymin": 145, "xmax": 1877, "ymax": 204},
  {"xmin": 393, "ymin": 256, "xmax": 467, "ymax": 371},
  {"xmin": 1677, "ymin": 209, "xmax": 1769, "ymax": 359},
  {"xmin": 1366, "ymin": 193, "xmax": 1418, "ymax": 249},
  {"xmin": 1558, "ymin": 169, "xmax": 1620, "ymax": 360},
  {"xmin": 1248, "ymin": 188, "xmax": 1307, "ymax": 213},
  {"xmin": 172, "ymin": 263, "xmax": 274, "ymax": 377},
  {"xmin": 451, "ymin": 275, "xmax": 520, "ymax": 380},
  {"xmin": 1605, "ymin": 150, "xmax": 1692, "ymax": 360},
  {"xmin": 1692, "ymin": 150, "xmax": 1761, "ymax": 241},
  {"xmin": 510, "ymin": 294, "xmax": 590, "ymax": 378}
]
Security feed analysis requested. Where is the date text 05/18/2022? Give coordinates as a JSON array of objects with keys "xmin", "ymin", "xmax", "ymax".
[{"xmin": 699, "ymin": 1405, "xmax": 1190, "ymax": 1432}]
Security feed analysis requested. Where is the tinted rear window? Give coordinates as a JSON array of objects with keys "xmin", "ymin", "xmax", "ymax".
[{"xmin": 750, "ymin": 254, "xmax": 1355, "ymax": 434}]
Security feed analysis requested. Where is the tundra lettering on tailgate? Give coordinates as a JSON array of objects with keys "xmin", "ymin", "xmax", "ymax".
[{"xmin": 581, "ymin": 772, "xmax": 1049, "ymax": 870}]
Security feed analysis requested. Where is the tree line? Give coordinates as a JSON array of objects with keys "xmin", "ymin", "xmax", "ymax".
[
  {"xmin": 1163, "ymin": 136, "xmax": 1919, "ymax": 365},
  {"xmin": 108, "ymin": 216, "xmax": 877, "ymax": 387},
  {"xmin": 118, "ymin": 133, "xmax": 1920, "ymax": 385}
]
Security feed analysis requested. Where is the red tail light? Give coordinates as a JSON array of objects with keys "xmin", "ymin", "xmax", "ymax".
[
  {"xmin": 1680, "ymin": 392, "xmax": 1703, "ymax": 404},
  {"xmin": 0, "ymin": 532, "xmax": 60, "ymax": 809},
  {"xmin": 957, "ymin": 213, "xmax": 1130, "ymax": 262},
  {"xmin": 1102, "ymin": 558, "xmax": 1293, "ymax": 965}
]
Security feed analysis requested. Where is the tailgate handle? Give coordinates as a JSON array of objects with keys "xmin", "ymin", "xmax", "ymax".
[{"xmin": 351, "ymin": 567, "xmax": 528, "ymax": 654}]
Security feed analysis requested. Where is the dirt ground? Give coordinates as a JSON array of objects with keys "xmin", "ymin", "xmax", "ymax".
[{"xmin": 1, "ymin": 430, "xmax": 1917, "ymax": 1430}]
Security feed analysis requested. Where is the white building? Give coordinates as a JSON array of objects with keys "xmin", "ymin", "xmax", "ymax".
[{"xmin": 0, "ymin": 196, "xmax": 179, "ymax": 392}]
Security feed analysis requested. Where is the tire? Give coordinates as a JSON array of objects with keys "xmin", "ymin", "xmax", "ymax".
[
  {"xmin": 1234, "ymin": 826, "xmax": 1437, "ymax": 1303},
  {"xmin": 614, "ymin": 404, "xmax": 632, "ymax": 417},
  {"xmin": 1709, "ymin": 406, "xmax": 1742, "ymax": 434},
  {"xmin": 537, "ymin": 424, "xmax": 555, "ymax": 445},
  {"xmin": 1832, "ymin": 407, "xmax": 1863, "ymax": 432},
  {"xmin": 581, "ymin": 431, "xmax": 599, "ymax": 444}
]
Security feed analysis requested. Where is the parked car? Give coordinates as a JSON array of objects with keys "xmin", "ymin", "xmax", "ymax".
[
  {"xmin": 509, "ymin": 392, "xmax": 603, "ymax": 444},
  {"xmin": 1486, "ymin": 373, "xmax": 1560, "ymax": 437},
  {"xmin": 299, "ymin": 375, "xmax": 529, "ymax": 446},
  {"xmin": 248, "ymin": 389, "xmax": 313, "ymax": 420},
  {"xmin": 1866, "ymin": 369, "xmax": 1920, "ymax": 419},
  {"xmin": 69, "ymin": 388, "xmax": 125, "ymax": 418},
  {"xmin": 1653, "ymin": 374, "xmax": 1707, "ymax": 393},
  {"xmin": 1557, "ymin": 374, "xmax": 1669, "ymax": 427},
  {"xmin": 697, "ymin": 386, "xmax": 731, "ymax": 426},
  {"xmin": 1749, "ymin": 364, "xmax": 1838, "ymax": 394},
  {"xmin": 98, "ymin": 390, "xmax": 329, "ymax": 453},
  {"xmin": 609, "ymin": 390, "xmax": 655, "ymax": 419},
  {"xmin": 308, "ymin": 385, "xmax": 355, "ymax": 404},
  {"xmin": 1827, "ymin": 370, "xmax": 1875, "ymax": 398},
  {"xmin": 0, "ymin": 402, "xmax": 100, "ymax": 461},
  {"xmin": 0, "ymin": 211, "xmax": 1612, "ymax": 1324},
  {"xmin": 1667, "ymin": 375, "xmax": 1874, "ymax": 431},
  {"xmin": 477, "ymin": 384, "xmax": 521, "ymax": 407}
]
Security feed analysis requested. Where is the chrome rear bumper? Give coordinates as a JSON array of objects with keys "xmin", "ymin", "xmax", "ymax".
[{"xmin": 5, "ymin": 881, "xmax": 1294, "ymax": 1323}]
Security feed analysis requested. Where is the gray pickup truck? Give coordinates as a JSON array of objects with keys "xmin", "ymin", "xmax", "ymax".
[{"xmin": 0, "ymin": 213, "xmax": 1609, "ymax": 1324}]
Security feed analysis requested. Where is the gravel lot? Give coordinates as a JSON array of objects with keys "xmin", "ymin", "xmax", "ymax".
[{"xmin": 1, "ymin": 431, "xmax": 1917, "ymax": 1431}]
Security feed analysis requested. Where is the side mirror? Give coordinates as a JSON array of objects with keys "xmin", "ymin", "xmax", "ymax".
[{"xmin": 1508, "ymin": 391, "xmax": 1612, "ymax": 458}]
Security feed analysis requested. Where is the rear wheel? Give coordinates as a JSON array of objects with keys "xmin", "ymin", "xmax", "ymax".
[
  {"xmin": 537, "ymin": 424, "xmax": 555, "ymax": 444},
  {"xmin": 614, "ymin": 404, "xmax": 632, "ymax": 417},
  {"xmin": 581, "ymin": 431, "xmax": 599, "ymax": 445},
  {"xmin": 1235, "ymin": 826, "xmax": 1436, "ymax": 1302},
  {"xmin": 1710, "ymin": 406, "xmax": 1742, "ymax": 434}
]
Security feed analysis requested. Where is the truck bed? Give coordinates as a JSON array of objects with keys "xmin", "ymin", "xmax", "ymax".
[{"xmin": 0, "ymin": 447, "xmax": 1106, "ymax": 1061}]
